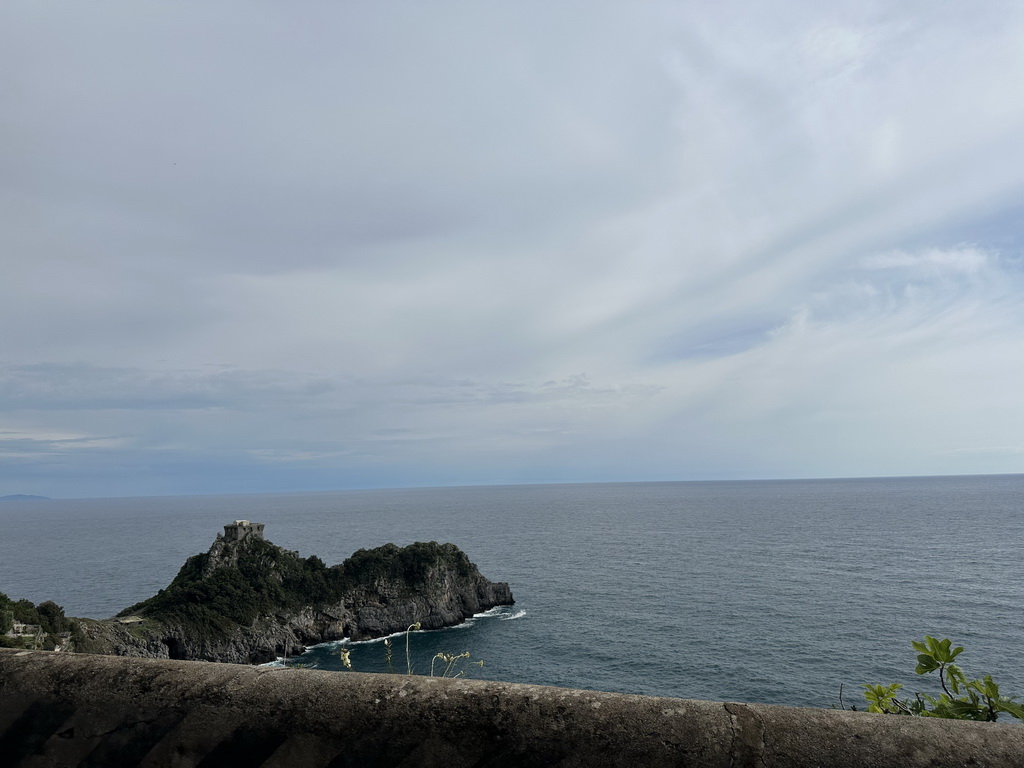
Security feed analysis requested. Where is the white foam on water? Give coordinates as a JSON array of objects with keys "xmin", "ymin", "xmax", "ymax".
[
  {"xmin": 301, "ymin": 628, "xmax": 421, "ymax": 650},
  {"xmin": 472, "ymin": 605, "xmax": 507, "ymax": 618},
  {"xmin": 472, "ymin": 605, "xmax": 526, "ymax": 621},
  {"xmin": 311, "ymin": 638, "xmax": 351, "ymax": 649},
  {"xmin": 260, "ymin": 606, "xmax": 525, "ymax": 662},
  {"xmin": 344, "ymin": 629, "xmax": 411, "ymax": 646}
]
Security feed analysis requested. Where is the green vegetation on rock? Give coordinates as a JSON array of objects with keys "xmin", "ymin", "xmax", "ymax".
[
  {"xmin": 119, "ymin": 538, "xmax": 480, "ymax": 641},
  {"xmin": 342, "ymin": 541, "xmax": 473, "ymax": 588},
  {"xmin": 120, "ymin": 538, "xmax": 346, "ymax": 637}
]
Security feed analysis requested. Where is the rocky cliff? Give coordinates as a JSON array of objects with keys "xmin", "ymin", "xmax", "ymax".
[{"xmin": 77, "ymin": 523, "xmax": 513, "ymax": 664}]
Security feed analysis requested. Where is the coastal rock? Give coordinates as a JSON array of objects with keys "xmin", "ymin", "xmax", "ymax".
[{"xmin": 78, "ymin": 522, "xmax": 513, "ymax": 664}]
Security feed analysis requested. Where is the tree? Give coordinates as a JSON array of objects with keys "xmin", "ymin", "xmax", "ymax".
[{"xmin": 35, "ymin": 601, "xmax": 70, "ymax": 634}]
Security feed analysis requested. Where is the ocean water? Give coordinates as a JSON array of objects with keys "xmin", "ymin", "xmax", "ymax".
[{"xmin": 1, "ymin": 475, "xmax": 1022, "ymax": 709}]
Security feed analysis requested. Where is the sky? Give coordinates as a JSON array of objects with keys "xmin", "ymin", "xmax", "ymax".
[{"xmin": 2, "ymin": 2, "xmax": 1024, "ymax": 498}]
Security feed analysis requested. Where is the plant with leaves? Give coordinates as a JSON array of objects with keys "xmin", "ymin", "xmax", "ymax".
[
  {"xmin": 430, "ymin": 651, "xmax": 484, "ymax": 678},
  {"xmin": 863, "ymin": 636, "xmax": 1024, "ymax": 722},
  {"xmin": 405, "ymin": 622, "xmax": 421, "ymax": 674}
]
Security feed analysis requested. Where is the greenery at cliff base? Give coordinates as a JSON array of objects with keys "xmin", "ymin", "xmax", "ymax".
[{"xmin": 0, "ymin": 591, "xmax": 84, "ymax": 650}]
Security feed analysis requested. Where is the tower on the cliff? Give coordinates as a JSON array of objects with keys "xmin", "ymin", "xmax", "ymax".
[{"xmin": 222, "ymin": 520, "xmax": 265, "ymax": 543}]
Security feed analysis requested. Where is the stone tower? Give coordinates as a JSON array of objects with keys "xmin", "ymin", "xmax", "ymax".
[{"xmin": 222, "ymin": 520, "xmax": 265, "ymax": 543}]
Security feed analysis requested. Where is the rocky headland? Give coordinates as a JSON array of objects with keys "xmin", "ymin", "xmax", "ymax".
[{"xmin": 72, "ymin": 521, "xmax": 514, "ymax": 664}]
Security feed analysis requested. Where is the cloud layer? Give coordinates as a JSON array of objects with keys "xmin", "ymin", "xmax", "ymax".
[{"xmin": 2, "ymin": 1, "xmax": 1024, "ymax": 496}]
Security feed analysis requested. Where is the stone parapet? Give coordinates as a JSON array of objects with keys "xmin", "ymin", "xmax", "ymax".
[{"xmin": 1, "ymin": 648, "xmax": 1022, "ymax": 767}]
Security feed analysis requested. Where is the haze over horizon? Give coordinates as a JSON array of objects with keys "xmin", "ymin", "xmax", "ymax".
[{"xmin": 3, "ymin": 2, "xmax": 1024, "ymax": 498}]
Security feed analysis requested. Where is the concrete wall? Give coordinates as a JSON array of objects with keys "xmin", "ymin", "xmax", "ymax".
[{"xmin": 1, "ymin": 648, "xmax": 1022, "ymax": 767}]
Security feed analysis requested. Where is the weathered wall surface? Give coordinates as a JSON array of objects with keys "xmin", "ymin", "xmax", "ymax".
[{"xmin": 1, "ymin": 648, "xmax": 1022, "ymax": 767}]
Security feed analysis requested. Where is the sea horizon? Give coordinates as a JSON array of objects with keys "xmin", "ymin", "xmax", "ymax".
[{"xmin": 7, "ymin": 469, "xmax": 1021, "ymax": 502}]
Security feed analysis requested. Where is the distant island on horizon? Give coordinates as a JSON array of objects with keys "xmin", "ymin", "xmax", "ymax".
[{"xmin": 0, "ymin": 494, "xmax": 50, "ymax": 501}]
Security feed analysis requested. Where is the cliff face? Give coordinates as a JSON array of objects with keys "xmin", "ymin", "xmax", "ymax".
[
  {"xmin": 79, "ymin": 526, "xmax": 513, "ymax": 664},
  {"xmin": 341, "ymin": 543, "xmax": 514, "ymax": 640}
]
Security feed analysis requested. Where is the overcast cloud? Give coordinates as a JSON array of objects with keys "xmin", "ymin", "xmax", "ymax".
[{"xmin": 2, "ymin": 1, "xmax": 1023, "ymax": 497}]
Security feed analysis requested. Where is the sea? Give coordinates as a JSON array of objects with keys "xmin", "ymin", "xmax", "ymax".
[{"xmin": 1, "ymin": 475, "xmax": 1021, "ymax": 710}]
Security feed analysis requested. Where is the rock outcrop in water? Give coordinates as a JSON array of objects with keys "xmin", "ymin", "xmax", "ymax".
[{"xmin": 76, "ymin": 521, "xmax": 514, "ymax": 664}]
